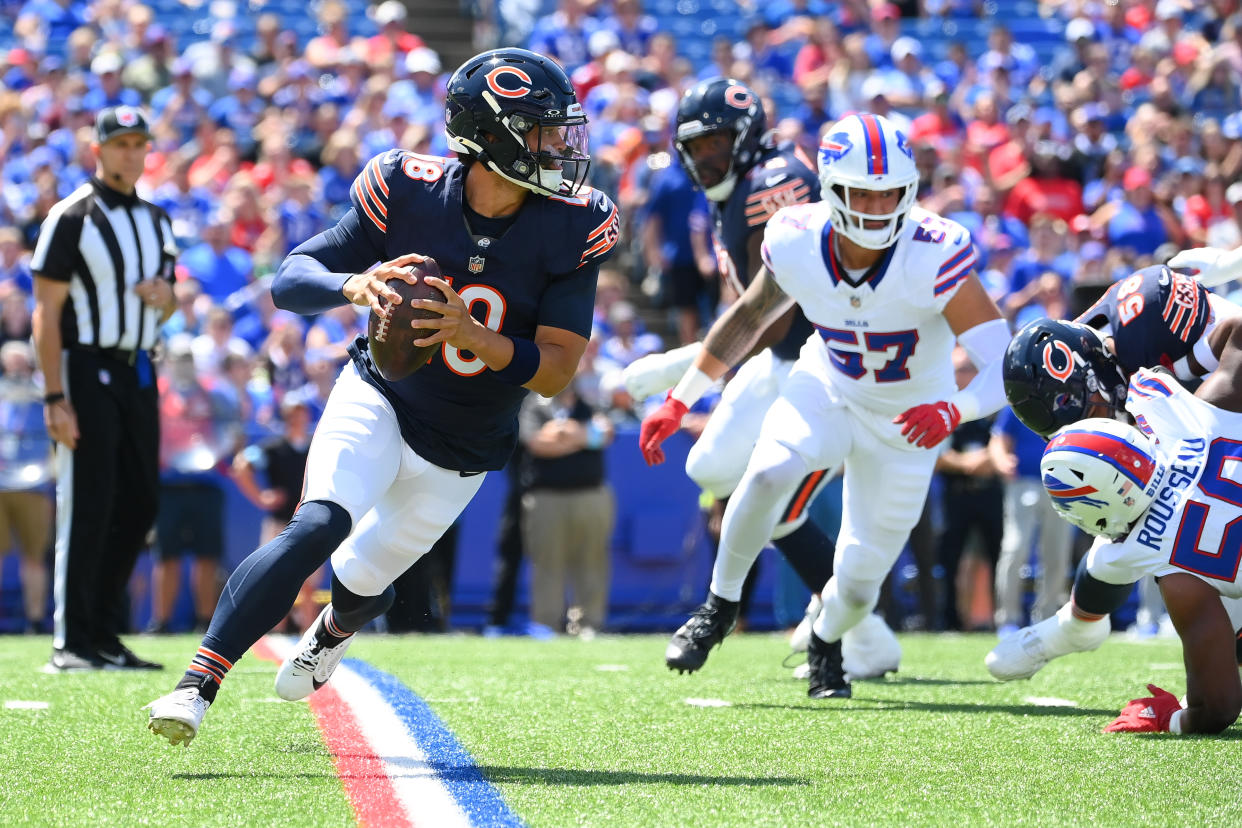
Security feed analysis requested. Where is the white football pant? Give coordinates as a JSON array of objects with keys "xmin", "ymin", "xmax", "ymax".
[{"xmin": 303, "ymin": 363, "xmax": 486, "ymax": 596}]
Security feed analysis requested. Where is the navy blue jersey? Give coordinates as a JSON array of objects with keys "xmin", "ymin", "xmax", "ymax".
[
  {"xmin": 291, "ymin": 151, "xmax": 619, "ymax": 471},
  {"xmin": 1076, "ymin": 265, "xmax": 1209, "ymax": 375},
  {"xmin": 712, "ymin": 143, "xmax": 819, "ymax": 361}
]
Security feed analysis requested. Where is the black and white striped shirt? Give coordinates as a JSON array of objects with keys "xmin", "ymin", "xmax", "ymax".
[{"xmin": 30, "ymin": 177, "xmax": 177, "ymax": 352}]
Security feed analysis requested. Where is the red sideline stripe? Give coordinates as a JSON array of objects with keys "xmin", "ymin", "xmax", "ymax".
[{"xmin": 253, "ymin": 639, "xmax": 412, "ymax": 828}]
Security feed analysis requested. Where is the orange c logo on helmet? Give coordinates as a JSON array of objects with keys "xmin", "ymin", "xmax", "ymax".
[
  {"xmin": 1042, "ymin": 341, "xmax": 1076, "ymax": 382},
  {"xmin": 724, "ymin": 85, "xmax": 753, "ymax": 110},
  {"xmin": 485, "ymin": 66, "xmax": 532, "ymax": 99}
]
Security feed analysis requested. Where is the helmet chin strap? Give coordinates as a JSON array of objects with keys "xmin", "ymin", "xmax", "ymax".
[{"xmin": 704, "ymin": 173, "xmax": 736, "ymax": 202}]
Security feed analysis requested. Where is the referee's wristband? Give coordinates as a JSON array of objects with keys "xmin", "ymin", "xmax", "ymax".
[
  {"xmin": 43, "ymin": 392, "xmax": 65, "ymax": 405},
  {"xmin": 492, "ymin": 336, "xmax": 541, "ymax": 386}
]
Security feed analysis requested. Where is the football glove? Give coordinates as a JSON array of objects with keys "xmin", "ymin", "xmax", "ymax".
[
  {"xmin": 1167, "ymin": 246, "xmax": 1242, "ymax": 288},
  {"xmin": 639, "ymin": 394, "xmax": 688, "ymax": 467},
  {"xmin": 893, "ymin": 401, "xmax": 961, "ymax": 449},
  {"xmin": 1103, "ymin": 684, "xmax": 1183, "ymax": 733}
]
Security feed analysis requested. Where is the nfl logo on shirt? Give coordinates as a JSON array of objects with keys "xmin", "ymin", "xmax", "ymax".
[{"xmin": 468, "ymin": 255, "xmax": 485, "ymax": 273}]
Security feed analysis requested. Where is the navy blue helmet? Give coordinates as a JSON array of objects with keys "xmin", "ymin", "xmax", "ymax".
[
  {"xmin": 674, "ymin": 77, "xmax": 768, "ymax": 201},
  {"xmin": 445, "ymin": 48, "xmax": 589, "ymax": 196},
  {"xmin": 1003, "ymin": 318, "xmax": 1128, "ymax": 438}
]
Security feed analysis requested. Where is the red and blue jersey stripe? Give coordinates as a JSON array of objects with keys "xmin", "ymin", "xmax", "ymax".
[
  {"xmin": 1128, "ymin": 372, "xmax": 1176, "ymax": 400},
  {"xmin": 819, "ymin": 224, "xmax": 897, "ymax": 288},
  {"xmin": 1046, "ymin": 429, "xmax": 1158, "ymax": 488},
  {"xmin": 934, "ymin": 244, "xmax": 977, "ymax": 297},
  {"xmin": 857, "ymin": 113, "xmax": 888, "ymax": 176}
]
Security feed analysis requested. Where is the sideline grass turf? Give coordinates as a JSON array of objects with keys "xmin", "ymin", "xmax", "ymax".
[{"xmin": 1, "ymin": 632, "xmax": 1238, "ymax": 826}]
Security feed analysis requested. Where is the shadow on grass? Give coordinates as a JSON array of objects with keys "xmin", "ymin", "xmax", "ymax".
[
  {"xmin": 736, "ymin": 699, "xmax": 1119, "ymax": 717},
  {"xmin": 173, "ymin": 764, "xmax": 812, "ymax": 786},
  {"xmin": 457, "ymin": 765, "xmax": 810, "ymax": 787}
]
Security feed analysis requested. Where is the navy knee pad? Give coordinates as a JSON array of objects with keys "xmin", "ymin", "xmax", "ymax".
[
  {"xmin": 1070, "ymin": 556, "xmax": 1135, "ymax": 617},
  {"xmin": 330, "ymin": 573, "xmax": 396, "ymax": 632}
]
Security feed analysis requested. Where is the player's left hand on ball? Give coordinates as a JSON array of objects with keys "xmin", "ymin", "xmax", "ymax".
[
  {"xmin": 893, "ymin": 401, "xmax": 960, "ymax": 448},
  {"xmin": 639, "ymin": 395, "xmax": 689, "ymax": 466},
  {"xmin": 408, "ymin": 276, "xmax": 478, "ymax": 348},
  {"xmin": 1103, "ymin": 684, "xmax": 1183, "ymax": 733},
  {"xmin": 345, "ymin": 252, "xmax": 428, "ymax": 317}
]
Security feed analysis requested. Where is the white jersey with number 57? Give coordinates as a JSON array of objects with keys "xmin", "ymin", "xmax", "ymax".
[
  {"xmin": 1087, "ymin": 368, "xmax": 1242, "ymax": 598},
  {"xmin": 760, "ymin": 202, "xmax": 977, "ymax": 417}
]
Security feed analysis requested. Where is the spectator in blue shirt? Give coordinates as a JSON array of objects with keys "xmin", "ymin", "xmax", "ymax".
[
  {"xmin": 152, "ymin": 154, "xmax": 218, "ymax": 250},
  {"xmin": 208, "ymin": 68, "xmax": 265, "ymax": 158},
  {"xmin": 528, "ymin": 0, "xmax": 599, "ymax": 75},
  {"xmin": 1103, "ymin": 166, "xmax": 1175, "ymax": 256},
  {"xmin": 151, "ymin": 58, "xmax": 214, "ymax": 146},
  {"xmin": 82, "ymin": 52, "xmax": 142, "ymax": 112},
  {"xmin": 600, "ymin": 0, "xmax": 657, "ymax": 56},
  {"xmin": 639, "ymin": 157, "xmax": 715, "ymax": 345},
  {"xmin": 179, "ymin": 211, "xmax": 254, "ymax": 304}
]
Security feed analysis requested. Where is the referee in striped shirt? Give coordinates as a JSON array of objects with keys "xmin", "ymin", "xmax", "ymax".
[{"xmin": 31, "ymin": 106, "xmax": 177, "ymax": 672}]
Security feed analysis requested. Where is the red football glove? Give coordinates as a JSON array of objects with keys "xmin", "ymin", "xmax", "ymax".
[
  {"xmin": 893, "ymin": 401, "xmax": 961, "ymax": 448},
  {"xmin": 1103, "ymin": 684, "xmax": 1183, "ymax": 733},
  {"xmin": 640, "ymin": 395, "xmax": 689, "ymax": 466}
]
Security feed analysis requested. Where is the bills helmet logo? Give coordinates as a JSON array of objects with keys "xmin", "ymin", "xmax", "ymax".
[
  {"xmin": 1043, "ymin": 473, "xmax": 1109, "ymax": 509},
  {"xmin": 818, "ymin": 132, "xmax": 854, "ymax": 166},
  {"xmin": 485, "ymin": 66, "xmax": 532, "ymax": 99}
]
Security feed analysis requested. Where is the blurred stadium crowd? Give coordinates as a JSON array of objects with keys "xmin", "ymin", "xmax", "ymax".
[{"xmin": 2, "ymin": 0, "xmax": 1242, "ymax": 636}]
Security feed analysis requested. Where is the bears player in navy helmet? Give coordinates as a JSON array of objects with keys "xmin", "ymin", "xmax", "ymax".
[
  {"xmin": 989, "ymin": 261, "xmax": 1242, "ymax": 687},
  {"xmin": 627, "ymin": 80, "xmax": 901, "ymax": 680},
  {"xmin": 146, "ymin": 48, "xmax": 620, "ymax": 746}
]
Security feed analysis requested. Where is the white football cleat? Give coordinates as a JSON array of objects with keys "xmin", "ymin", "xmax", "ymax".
[
  {"xmin": 146, "ymin": 688, "xmax": 211, "ymax": 747},
  {"xmin": 275, "ymin": 605, "xmax": 356, "ymax": 701},
  {"xmin": 985, "ymin": 604, "xmax": 1110, "ymax": 681},
  {"xmin": 842, "ymin": 613, "xmax": 902, "ymax": 680},
  {"xmin": 621, "ymin": 343, "xmax": 702, "ymax": 400}
]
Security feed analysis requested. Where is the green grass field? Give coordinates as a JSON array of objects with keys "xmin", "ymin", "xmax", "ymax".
[{"xmin": 1, "ymin": 631, "xmax": 1237, "ymax": 827}]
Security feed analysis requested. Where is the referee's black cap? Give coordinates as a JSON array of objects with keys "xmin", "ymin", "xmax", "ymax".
[{"xmin": 95, "ymin": 106, "xmax": 151, "ymax": 144}]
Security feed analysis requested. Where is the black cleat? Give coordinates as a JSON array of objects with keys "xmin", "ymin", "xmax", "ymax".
[
  {"xmin": 665, "ymin": 592, "xmax": 740, "ymax": 673},
  {"xmin": 48, "ymin": 648, "xmax": 105, "ymax": 672},
  {"xmin": 97, "ymin": 644, "xmax": 163, "ymax": 670},
  {"xmin": 807, "ymin": 632, "xmax": 851, "ymax": 699}
]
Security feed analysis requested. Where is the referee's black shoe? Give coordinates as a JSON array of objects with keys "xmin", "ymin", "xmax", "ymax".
[
  {"xmin": 98, "ymin": 644, "xmax": 163, "ymax": 670},
  {"xmin": 49, "ymin": 648, "xmax": 106, "ymax": 672},
  {"xmin": 665, "ymin": 592, "xmax": 740, "ymax": 674}
]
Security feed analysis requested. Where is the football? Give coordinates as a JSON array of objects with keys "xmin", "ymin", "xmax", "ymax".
[{"xmin": 367, "ymin": 257, "xmax": 447, "ymax": 381}]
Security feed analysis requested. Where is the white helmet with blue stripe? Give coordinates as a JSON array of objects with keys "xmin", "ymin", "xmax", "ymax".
[
  {"xmin": 1040, "ymin": 418, "xmax": 1162, "ymax": 540},
  {"xmin": 817, "ymin": 112, "xmax": 919, "ymax": 250}
]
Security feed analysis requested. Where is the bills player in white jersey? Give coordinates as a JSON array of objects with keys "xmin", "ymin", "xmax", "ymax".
[
  {"xmin": 641, "ymin": 112, "xmax": 1011, "ymax": 698},
  {"xmin": 987, "ymin": 340, "xmax": 1242, "ymax": 733},
  {"xmin": 624, "ymin": 79, "xmax": 900, "ymax": 679}
]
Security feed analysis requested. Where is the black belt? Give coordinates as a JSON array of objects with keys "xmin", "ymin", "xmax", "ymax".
[{"xmin": 73, "ymin": 344, "xmax": 143, "ymax": 365}]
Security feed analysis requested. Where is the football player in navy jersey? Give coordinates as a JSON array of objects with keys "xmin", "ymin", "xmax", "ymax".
[
  {"xmin": 987, "ymin": 266, "xmax": 1242, "ymax": 685},
  {"xmin": 624, "ymin": 79, "xmax": 903, "ymax": 678},
  {"xmin": 146, "ymin": 48, "xmax": 619, "ymax": 747}
]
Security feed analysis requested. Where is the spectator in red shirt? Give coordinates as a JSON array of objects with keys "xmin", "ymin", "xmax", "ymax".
[
  {"xmin": 964, "ymin": 92, "xmax": 1010, "ymax": 175},
  {"xmin": 1004, "ymin": 141, "xmax": 1084, "ymax": 226},
  {"xmin": 363, "ymin": 0, "xmax": 425, "ymax": 65},
  {"xmin": 908, "ymin": 79, "xmax": 963, "ymax": 150}
]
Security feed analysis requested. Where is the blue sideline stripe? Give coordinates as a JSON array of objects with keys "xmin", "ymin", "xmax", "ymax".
[{"xmin": 345, "ymin": 659, "xmax": 525, "ymax": 828}]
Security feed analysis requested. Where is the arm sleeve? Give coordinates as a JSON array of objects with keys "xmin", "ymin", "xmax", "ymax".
[
  {"xmin": 949, "ymin": 317, "xmax": 1011, "ymax": 421},
  {"xmin": 271, "ymin": 210, "xmax": 383, "ymax": 315}
]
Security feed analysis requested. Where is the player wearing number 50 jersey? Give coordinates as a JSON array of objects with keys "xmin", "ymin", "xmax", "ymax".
[
  {"xmin": 145, "ymin": 48, "xmax": 618, "ymax": 747},
  {"xmin": 642, "ymin": 112, "xmax": 1011, "ymax": 699},
  {"xmin": 987, "ymin": 349, "xmax": 1242, "ymax": 734}
]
